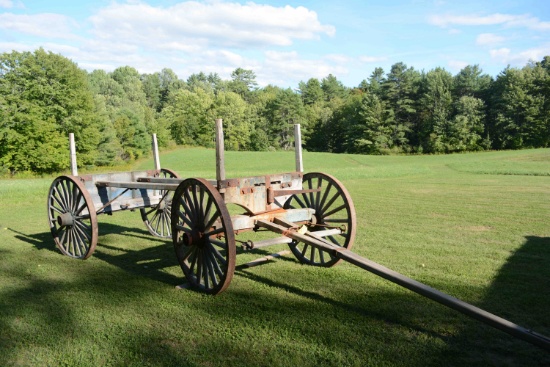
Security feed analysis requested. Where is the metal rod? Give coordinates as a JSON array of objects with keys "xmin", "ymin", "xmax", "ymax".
[
  {"xmin": 246, "ymin": 236, "xmax": 293, "ymax": 249},
  {"xmin": 152, "ymin": 133, "xmax": 161, "ymax": 171},
  {"xmin": 255, "ymin": 219, "xmax": 550, "ymax": 351},
  {"xmin": 215, "ymin": 118, "xmax": 225, "ymax": 182},
  {"xmin": 69, "ymin": 133, "xmax": 78, "ymax": 176},
  {"xmin": 294, "ymin": 124, "xmax": 303, "ymax": 173},
  {"xmin": 239, "ymin": 250, "xmax": 291, "ymax": 268}
]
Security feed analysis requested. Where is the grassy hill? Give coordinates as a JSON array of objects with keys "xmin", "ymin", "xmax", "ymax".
[{"xmin": 1, "ymin": 148, "xmax": 549, "ymax": 366}]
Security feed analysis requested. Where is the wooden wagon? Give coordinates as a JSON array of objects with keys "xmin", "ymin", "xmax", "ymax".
[{"xmin": 47, "ymin": 119, "xmax": 550, "ymax": 351}]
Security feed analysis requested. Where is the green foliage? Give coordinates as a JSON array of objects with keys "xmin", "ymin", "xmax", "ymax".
[
  {"xmin": 0, "ymin": 49, "xmax": 100, "ymax": 174},
  {"xmin": 490, "ymin": 63, "xmax": 550, "ymax": 149},
  {"xmin": 299, "ymin": 78, "xmax": 324, "ymax": 105},
  {"xmin": 266, "ymin": 88, "xmax": 306, "ymax": 150},
  {"xmin": 210, "ymin": 91, "xmax": 250, "ymax": 151},
  {"xmin": 2, "ymin": 47, "xmax": 550, "ymax": 176},
  {"xmin": 161, "ymin": 88, "xmax": 215, "ymax": 147},
  {"xmin": 228, "ymin": 68, "xmax": 258, "ymax": 100},
  {"xmin": 352, "ymin": 92, "xmax": 395, "ymax": 154}
]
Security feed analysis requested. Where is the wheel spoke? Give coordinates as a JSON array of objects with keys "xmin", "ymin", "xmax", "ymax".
[
  {"xmin": 204, "ymin": 212, "xmax": 220, "ymax": 232},
  {"xmin": 314, "ymin": 177, "xmax": 322, "ymax": 210},
  {"xmin": 182, "ymin": 189, "xmax": 197, "ymax": 223},
  {"xmin": 318, "ymin": 182, "xmax": 333, "ymax": 213},
  {"xmin": 321, "ymin": 192, "xmax": 340, "ymax": 215},
  {"xmin": 300, "ymin": 243, "xmax": 309, "ymax": 257},
  {"xmin": 310, "ymin": 246, "xmax": 316, "ymax": 263},
  {"xmin": 323, "ymin": 204, "xmax": 347, "ymax": 219},
  {"xmin": 52, "ymin": 187, "xmax": 68, "ymax": 211},
  {"xmin": 178, "ymin": 245, "xmax": 194, "ymax": 262},
  {"xmin": 319, "ymin": 249, "xmax": 326, "ymax": 264},
  {"xmin": 210, "ymin": 238, "xmax": 227, "ymax": 250},
  {"xmin": 188, "ymin": 248, "xmax": 198, "ymax": 274},
  {"xmin": 204, "ymin": 227, "xmax": 225, "ymax": 237},
  {"xmin": 206, "ymin": 243, "xmax": 224, "ymax": 277},
  {"xmin": 175, "ymin": 224, "xmax": 192, "ymax": 233},
  {"xmin": 208, "ymin": 242, "xmax": 227, "ymax": 266}
]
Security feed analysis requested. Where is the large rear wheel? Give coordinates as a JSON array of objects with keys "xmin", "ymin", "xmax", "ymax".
[{"xmin": 171, "ymin": 178, "xmax": 236, "ymax": 294}]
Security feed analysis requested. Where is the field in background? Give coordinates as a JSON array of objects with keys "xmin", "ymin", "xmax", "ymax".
[{"xmin": 1, "ymin": 148, "xmax": 549, "ymax": 366}]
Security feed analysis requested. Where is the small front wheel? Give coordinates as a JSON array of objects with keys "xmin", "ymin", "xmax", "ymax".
[
  {"xmin": 47, "ymin": 175, "xmax": 98, "ymax": 259},
  {"xmin": 140, "ymin": 168, "xmax": 180, "ymax": 238},
  {"xmin": 284, "ymin": 172, "xmax": 356, "ymax": 267}
]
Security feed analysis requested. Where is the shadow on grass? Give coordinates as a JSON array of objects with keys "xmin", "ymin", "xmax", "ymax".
[
  {"xmin": 10, "ymin": 228, "xmax": 58, "ymax": 254},
  {"xmin": 440, "ymin": 236, "xmax": 550, "ymax": 365},
  {"xmin": 4, "ymin": 224, "xmax": 550, "ymax": 366}
]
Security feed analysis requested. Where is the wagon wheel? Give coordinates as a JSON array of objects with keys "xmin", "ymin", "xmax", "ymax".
[
  {"xmin": 284, "ymin": 172, "xmax": 356, "ymax": 267},
  {"xmin": 171, "ymin": 178, "xmax": 236, "ymax": 294},
  {"xmin": 47, "ymin": 175, "xmax": 98, "ymax": 259},
  {"xmin": 140, "ymin": 168, "xmax": 180, "ymax": 238}
]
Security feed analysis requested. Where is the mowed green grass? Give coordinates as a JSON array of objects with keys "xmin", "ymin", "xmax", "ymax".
[{"xmin": 0, "ymin": 147, "xmax": 549, "ymax": 366}]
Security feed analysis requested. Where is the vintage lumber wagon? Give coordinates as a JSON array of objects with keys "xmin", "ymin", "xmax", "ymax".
[{"xmin": 47, "ymin": 119, "xmax": 550, "ymax": 351}]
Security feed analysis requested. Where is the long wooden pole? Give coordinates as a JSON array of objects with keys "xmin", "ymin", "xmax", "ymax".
[
  {"xmin": 215, "ymin": 119, "xmax": 225, "ymax": 182},
  {"xmin": 152, "ymin": 133, "xmax": 161, "ymax": 171},
  {"xmin": 69, "ymin": 133, "xmax": 78, "ymax": 176},
  {"xmin": 294, "ymin": 124, "xmax": 303, "ymax": 173}
]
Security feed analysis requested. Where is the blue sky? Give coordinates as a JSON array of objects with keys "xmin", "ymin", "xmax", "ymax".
[{"xmin": 1, "ymin": 0, "xmax": 549, "ymax": 88}]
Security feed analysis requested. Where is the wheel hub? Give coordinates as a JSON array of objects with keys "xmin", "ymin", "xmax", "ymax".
[
  {"xmin": 57, "ymin": 212, "xmax": 74, "ymax": 227},
  {"xmin": 182, "ymin": 230, "xmax": 204, "ymax": 247}
]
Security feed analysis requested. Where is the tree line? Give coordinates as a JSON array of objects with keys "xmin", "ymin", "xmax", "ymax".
[{"xmin": 1, "ymin": 48, "xmax": 549, "ymax": 175}]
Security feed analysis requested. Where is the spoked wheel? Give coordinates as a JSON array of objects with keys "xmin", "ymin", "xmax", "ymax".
[
  {"xmin": 47, "ymin": 175, "xmax": 98, "ymax": 259},
  {"xmin": 284, "ymin": 172, "xmax": 356, "ymax": 267},
  {"xmin": 171, "ymin": 178, "xmax": 236, "ymax": 294},
  {"xmin": 140, "ymin": 168, "xmax": 180, "ymax": 238}
]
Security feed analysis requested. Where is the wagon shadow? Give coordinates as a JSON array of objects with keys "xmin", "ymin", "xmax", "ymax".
[
  {"xmin": 10, "ymin": 228, "xmax": 58, "ymax": 254},
  {"xmin": 440, "ymin": 235, "xmax": 550, "ymax": 365}
]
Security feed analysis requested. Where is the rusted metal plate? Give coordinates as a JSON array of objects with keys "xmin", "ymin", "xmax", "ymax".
[{"xmin": 220, "ymin": 172, "xmax": 303, "ymax": 214}]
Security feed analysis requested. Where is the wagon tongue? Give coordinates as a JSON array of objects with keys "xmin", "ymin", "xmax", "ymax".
[{"xmin": 254, "ymin": 219, "xmax": 550, "ymax": 352}]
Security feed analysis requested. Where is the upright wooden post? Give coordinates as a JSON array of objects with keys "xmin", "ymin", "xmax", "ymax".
[
  {"xmin": 215, "ymin": 119, "xmax": 225, "ymax": 182},
  {"xmin": 294, "ymin": 124, "xmax": 303, "ymax": 173},
  {"xmin": 152, "ymin": 133, "xmax": 161, "ymax": 170},
  {"xmin": 69, "ymin": 133, "xmax": 78, "ymax": 176}
]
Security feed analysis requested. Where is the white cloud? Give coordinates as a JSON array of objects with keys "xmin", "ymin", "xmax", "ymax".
[
  {"xmin": 0, "ymin": 41, "xmax": 34, "ymax": 52},
  {"xmin": 0, "ymin": 1, "xmax": 338, "ymax": 86},
  {"xmin": 0, "ymin": 13, "xmax": 79, "ymax": 39},
  {"xmin": 429, "ymin": 13, "xmax": 550, "ymax": 31},
  {"xmin": 476, "ymin": 33, "xmax": 505, "ymax": 46},
  {"xmin": 490, "ymin": 48, "xmax": 510, "ymax": 59},
  {"xmin": 359, "ymin": 55, "xmax": 387, "ymax": 63},
  {"xmin": 489, "ymin": 45, "xmax": 550, "ymax": 65},
  {"xmin": 0, "ymin": 0, "xmax": 24, "ymax": 8},
  {"xmin": 260, "ymin": 51, "xmax": 348, "ymax": 86},
  {"xmin": 89, "ymin": 1, "xmax": 335, "ymax": 51},
  {"xmin": 448, "ymin": 59, "xmax": 469, "ymax": 71}
]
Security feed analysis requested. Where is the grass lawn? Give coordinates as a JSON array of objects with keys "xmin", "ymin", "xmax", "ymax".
[{"xmin": 0, "ymin": 147, "xmax": 549, "ymax": 366}]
